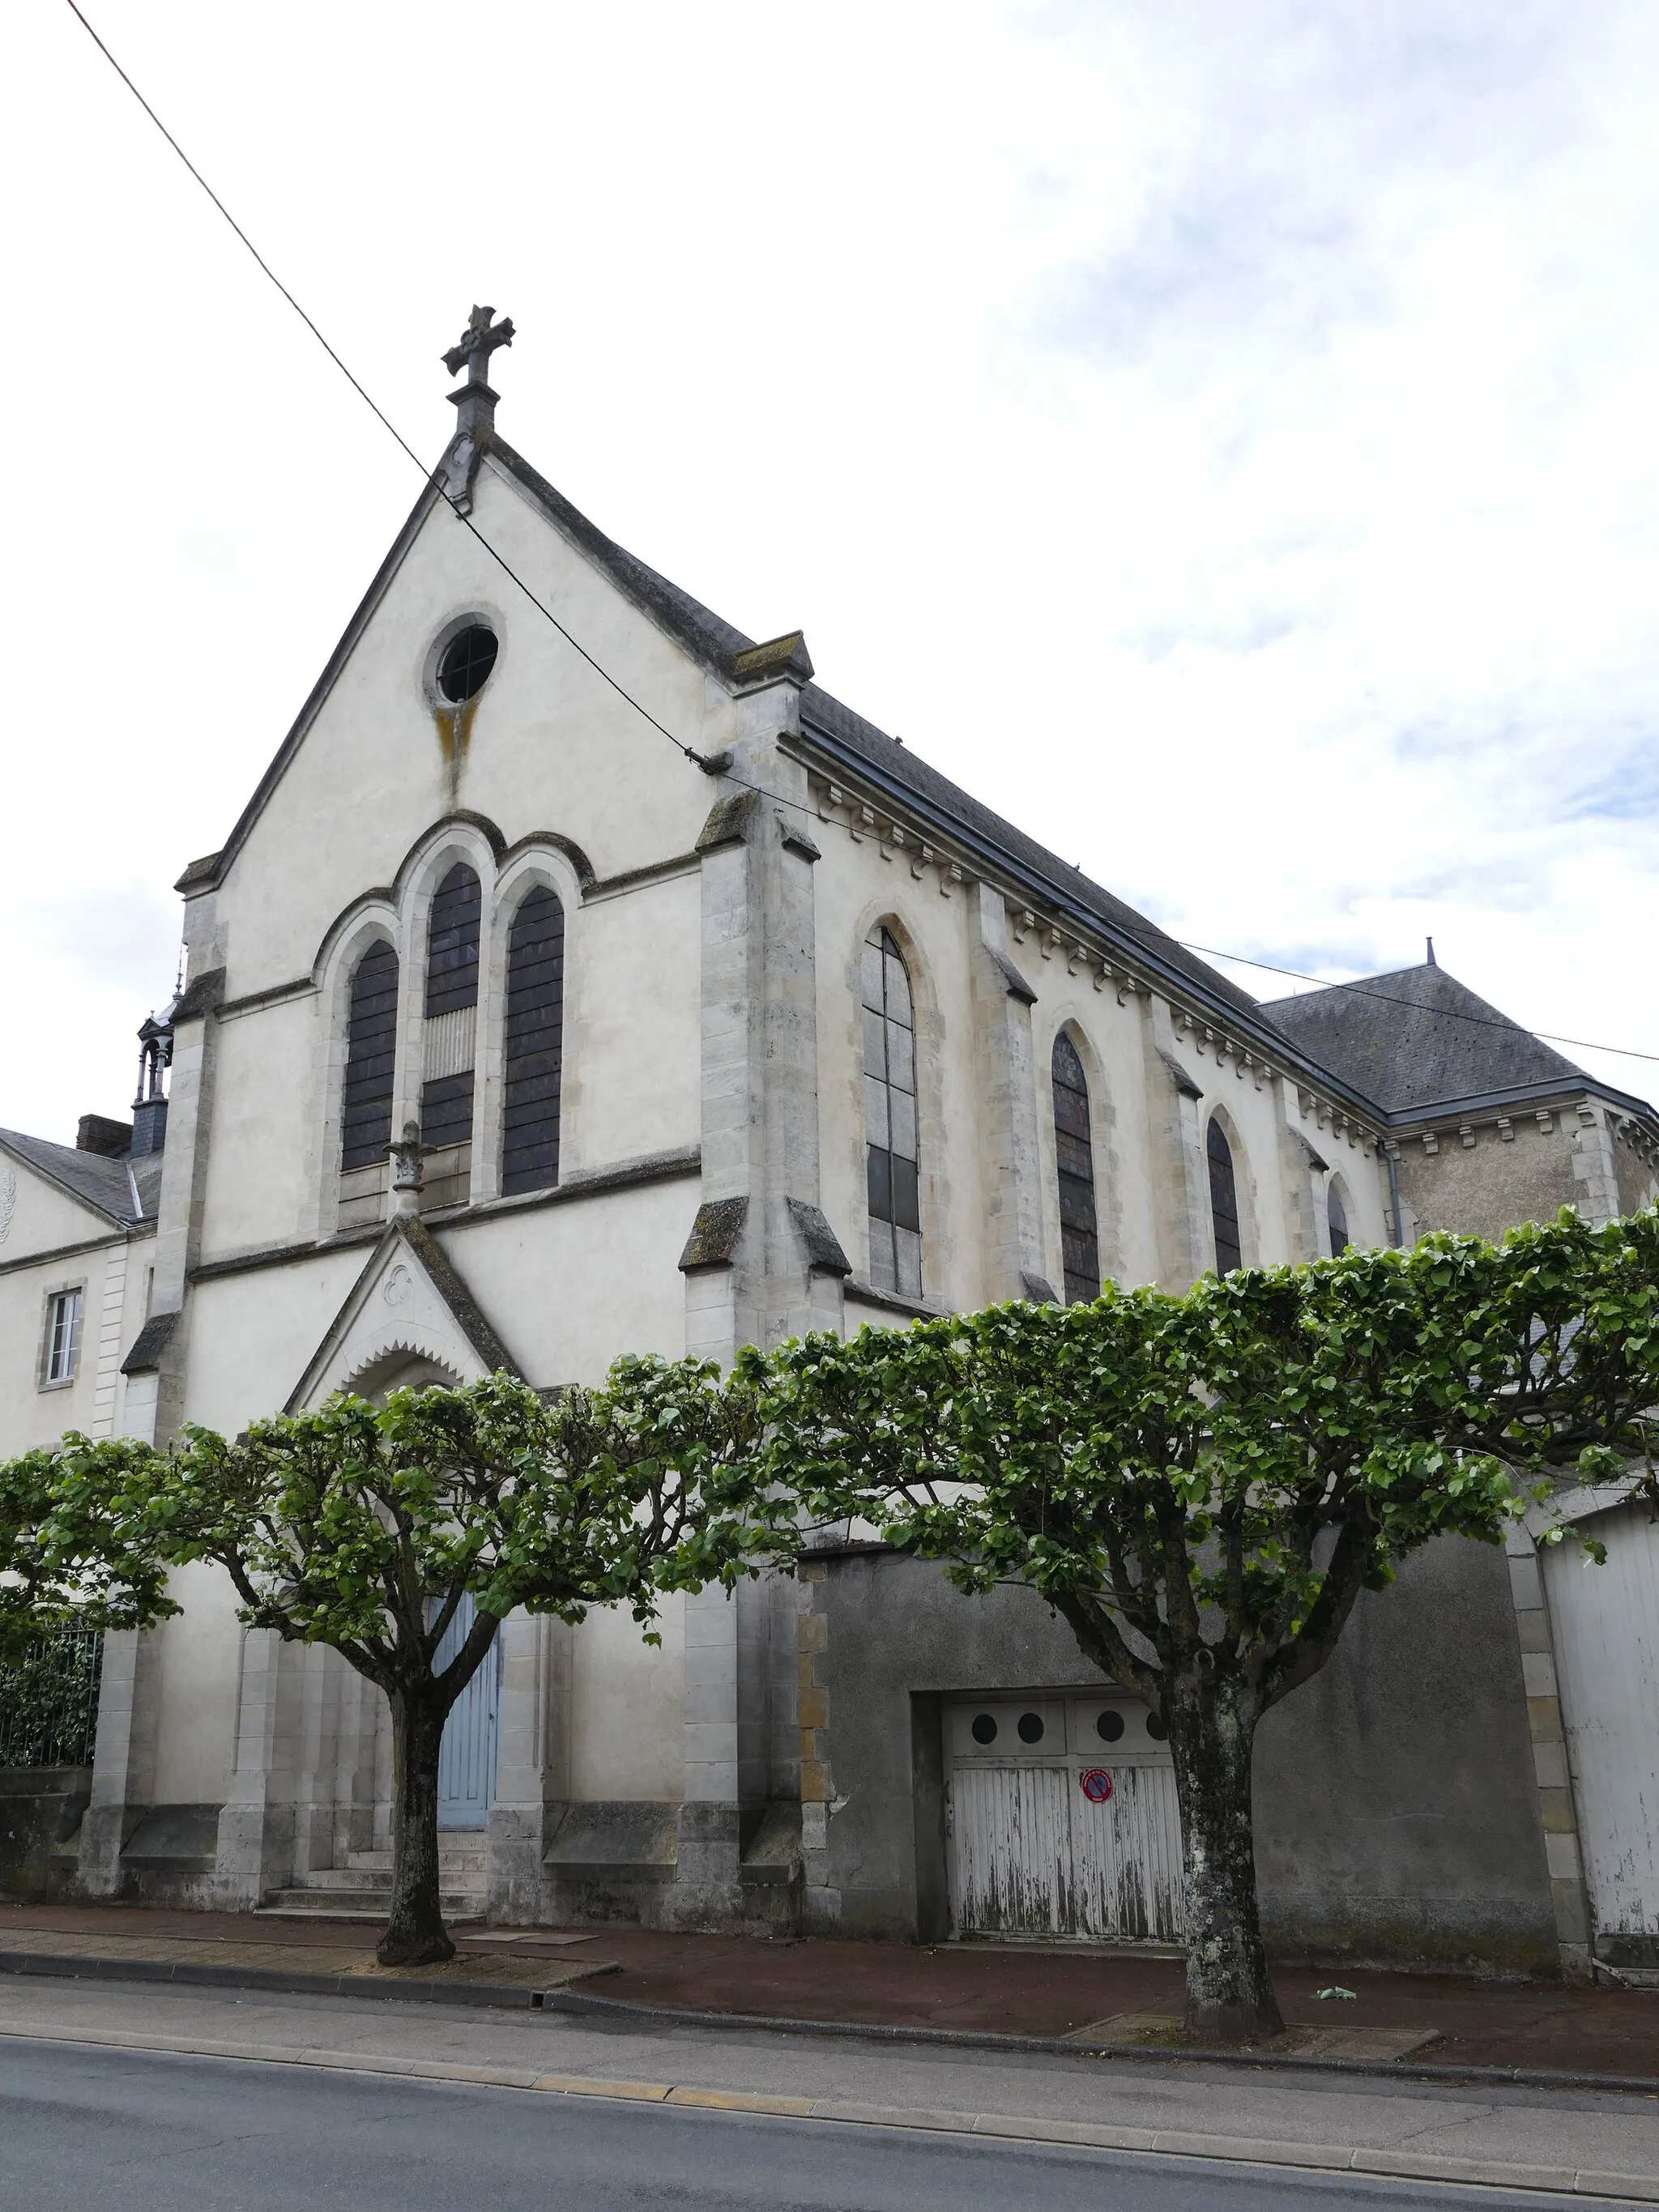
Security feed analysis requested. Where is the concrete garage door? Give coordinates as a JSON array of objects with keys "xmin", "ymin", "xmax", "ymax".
[{"xmin": 946, "ymin": 1694, "xmax": 1184, "ymax": 1941}]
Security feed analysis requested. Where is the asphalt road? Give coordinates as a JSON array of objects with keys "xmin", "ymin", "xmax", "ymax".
[{"xmin": 0, "ymin": 2033, "xmax": 1606, "ymax": 2212}]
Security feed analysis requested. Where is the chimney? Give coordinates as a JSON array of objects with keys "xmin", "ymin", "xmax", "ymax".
[{"xmin": 77, "ymin": 1114, "xmax": 133, "ymax": 1158}]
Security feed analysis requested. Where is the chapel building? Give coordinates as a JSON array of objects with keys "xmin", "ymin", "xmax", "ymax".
[{"xmin": 3, "ymin": 321, "xmax": 1657, "ymax": 1979}]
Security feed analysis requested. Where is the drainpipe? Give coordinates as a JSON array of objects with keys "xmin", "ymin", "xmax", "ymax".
[{"xmin": 1384, "ymin": 1143, "xmax": 1405, "ymax": 1249}]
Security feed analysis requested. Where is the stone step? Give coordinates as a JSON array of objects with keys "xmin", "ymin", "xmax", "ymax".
[
  {"xmin": 255, "ymin": 1890, "xmax": 485, "ymax": 1920},
  {"xmin": 345, "ymin": 1847, "xmax": 489, "ymax": 1873}
]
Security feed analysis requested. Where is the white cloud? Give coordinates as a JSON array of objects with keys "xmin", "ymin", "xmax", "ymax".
[{"xmin": 2, "ymin": 0, "xmax": 1657, "ymax": 1138}]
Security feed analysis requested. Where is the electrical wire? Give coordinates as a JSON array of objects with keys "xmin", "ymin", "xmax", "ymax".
[
  {"xmin": 58, "ymin": 0, "xmax": 1659, "ymax": 1083},
  {"xmin": 1177, "ymin": 944, "xmax": 1659, "ymax": 1071}
]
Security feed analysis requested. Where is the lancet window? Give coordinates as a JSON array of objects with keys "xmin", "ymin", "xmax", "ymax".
[
  {"xmin": 1328, "ymin": 1180, "xmax": 1350, "ymax": 1256},
  {"xmin": 863, "ymin": 926, "xmax": 921, "ymax": 1298},
  {"xmin": 421, "ymin": 863, "xmax": 481, "ymax": 1153},
  {"xmin": 1207, "ymin": 1116, "xmax": 1243, "ymax": 1275},
  {"xmin": 1051, "ymin": 1032, "xmax": 1100, "ymax": 1304},
  {"xmin": 339, "ymin": 940, "xmax": 399, "ymax": 1170},
  {"xmin": 501, "ymin": 885, "xmax": 565, "ymax": 1196}
]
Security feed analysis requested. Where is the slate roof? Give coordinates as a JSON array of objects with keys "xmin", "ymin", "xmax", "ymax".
[
  {"xmin": 0, "ymin": 1127, "xmax": 158, "ymax": 1226},
  {"xmin": 488, "ymin": 443, "xmax": 1265, "ymax": 1031},
  {"xmin": 1260, "ymin": 965, "xmax": 1599, "ymax": 1117}
]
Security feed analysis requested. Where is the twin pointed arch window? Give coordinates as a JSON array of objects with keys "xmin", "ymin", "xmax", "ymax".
[{"xmin": 337, "ymin": 861, "xmax": 565, "ymax": 1210}]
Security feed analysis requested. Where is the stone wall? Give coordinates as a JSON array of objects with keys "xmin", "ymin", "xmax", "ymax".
[
  {"xmin": 801, "ymin": 1543, "xmax": 1558, "ymax": 1971},
  {"xmin": 0, "ymin": 1767, "xmax": 92, "ymax": 1899}
]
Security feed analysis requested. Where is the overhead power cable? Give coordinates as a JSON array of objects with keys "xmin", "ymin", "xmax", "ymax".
[
  {"xmin": 58, "ymin": 0, "xmax": 1659, "ymax": 1085},
  {"xmin": 1178, "ymin": 944, "xmax": 1659, "ymax": 1070}
]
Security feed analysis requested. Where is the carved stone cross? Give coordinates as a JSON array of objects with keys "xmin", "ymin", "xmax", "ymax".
[{"xmin": 443, "ymin": 305, "xmax": 514, "ymax": 386}]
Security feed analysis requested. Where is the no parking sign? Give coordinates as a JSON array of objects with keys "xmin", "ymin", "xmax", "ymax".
[{"xmin": 1080, "ymin": 1768, "xmax": 1114, "ymax": 1804}]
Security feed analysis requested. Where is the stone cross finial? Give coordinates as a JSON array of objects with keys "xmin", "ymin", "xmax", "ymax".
[
  {"xmin": 443, "ymin": 305, "xmax": 514, "ymax": 385},
  {"xmin": 442, "ymin": 306, "xmax": 514, "ymax": 498}
]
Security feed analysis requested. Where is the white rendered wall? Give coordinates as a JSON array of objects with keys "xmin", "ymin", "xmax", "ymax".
[{"xmin": 569, "ymin": 1594, "xmax": 686, "ymax": 1804}]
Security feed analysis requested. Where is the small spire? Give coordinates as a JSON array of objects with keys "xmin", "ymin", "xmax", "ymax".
[{"xmin": 1426, "ymin": 936, "xmax": 1436, "ymax": 967}]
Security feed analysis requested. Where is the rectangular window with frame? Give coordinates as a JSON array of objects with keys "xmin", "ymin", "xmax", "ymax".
[{"xmin": 42, "ymin": 1287, "xmax": 83, "ymax": 1387}]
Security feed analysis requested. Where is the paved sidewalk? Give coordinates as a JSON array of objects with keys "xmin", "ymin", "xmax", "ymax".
[
  {"xmin": 3, "ymin": 1975, "xmax": 1659, "ymax": 2201},
  {"xmin": 3, "ymin": 1900, "xmax": 1656, "ymax": 2078}
]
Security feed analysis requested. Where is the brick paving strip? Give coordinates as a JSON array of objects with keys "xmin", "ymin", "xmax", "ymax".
[
  {"xmin": 3, "ymin": 1903, "xmax": 1656, "ymax": 2079},
  {"xmin": 1, "ymin": 2012, "xmax": 1657, "ymax": 2202},
  {"xmin": 0, "ymin": 1926, "xmax": 619, "ymax": 2008}
]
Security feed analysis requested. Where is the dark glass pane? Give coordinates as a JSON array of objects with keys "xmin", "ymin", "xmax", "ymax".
[
  {"xmin": 1095, "ymin": 1709, "xmax": 1125, "ymax": 1743},
  {"xmin": 1328, "ymin": 1183, "xmax": 1349, "ymax": 1256},
  {"xmin": 1145, "ymin": 1712, "xmax": 1168, "ymax": 1742},
  {"xmin": 890, "ymin": 1153, "xmax": 921, "ymax": 1234},
  {"xmin": 437, "ymin": 624, "xmax": 498, "ymax": 703},
  {"xmin": 971, "ymin": 1713, "xmax": 998, "ymax": 1745},
  {"xmin": 867, "ymin": 1144, "xmax": 893, "ymax": 1225},
  {"xmin": 340, "ymin": 940, "xmax": 399, "ymax": 1170},
  {"xmin": 420, "ymin": 1069, "xmax": 475, "ymax": 1152},
  {"xmin": 1207, "ymin": 1119, "xmax": 1242, "ymax": 1274},
  {"xmin": 501, "ymin": 887, "xmax": 565, "ymax": 1196},
  {"xmin": 1016, "ymin": 1711, "xmax": 1045, "ymax": 1745},
  {"xmin": 424, "ymin": 863, "xmax": 481, "ymax": 1016}
]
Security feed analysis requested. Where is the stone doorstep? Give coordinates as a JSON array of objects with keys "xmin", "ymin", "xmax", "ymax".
[
  {"xmin": 1064, "ymin": 2011, "xmax": 1444, "ymax": 2061},
  {"xmin": 256, "ymin": 1900, "xmax": 487, "ymax": 1920},
  {"xmin": 2, "ymin": 2024, "xmax": 1657, "ymax": 2204}
]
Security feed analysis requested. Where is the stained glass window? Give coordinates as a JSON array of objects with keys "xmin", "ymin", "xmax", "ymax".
[
  {"xmin": 501, "ymin": 886, "xmax": 565, "ymax": 1196},
  {"xmin": 863, "ymin": 927, "xmax": 921, "ymax": 1297},
  {"xmin": 340, "ymin": 940, "xmax": 399, "ymax": 1170},
  {"xmin": 1208, "ymin": 1117, "xmax": 1242, "ymax": 1274},
  {"xmin": 1052, "ymin": 1032, "xmax": 1100, "ymax": 1304}
]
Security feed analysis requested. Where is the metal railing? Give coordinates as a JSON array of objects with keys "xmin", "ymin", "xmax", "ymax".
[{"xmin": 0, "ymin": 1627, "xmax": 104, "ymax": 1769}]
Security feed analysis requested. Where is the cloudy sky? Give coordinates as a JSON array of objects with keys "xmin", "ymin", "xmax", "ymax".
[{"xmin": 5, "ymin": 0, "xmax": 1659, "ymax": 1139}]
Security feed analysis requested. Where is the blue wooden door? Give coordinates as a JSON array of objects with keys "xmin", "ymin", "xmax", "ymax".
[{"xmin": 433, "ymin": 1595, "xmax": 501, "ymax": 1831}]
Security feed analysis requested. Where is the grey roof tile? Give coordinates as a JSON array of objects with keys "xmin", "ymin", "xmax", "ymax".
[
  {"xmin": 1260, "ymin": 965, "xmax": 1588, "ymax": 1115},
  {"xmin": 0, "ymin": 1127, "xmax": 154, "ymax": 1225}
]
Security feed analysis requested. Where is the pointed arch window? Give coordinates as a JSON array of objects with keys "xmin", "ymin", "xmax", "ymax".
[
  {"xmin": 863, "ymin": 926, "xmax": 921, "ymax": 1298},
  {"xmin": 1052, "ymin": 1032, "xmax": 1100, "ymax": 1304},
  {"xmin": 1328, "ymin": 1180, "xmax": 1350, "ymax": 1256},
  {"xmin": 421, "ymin": 863, "xmax": 481, "ymax": 1152},
  {"xmin": 340, "ymin": 940, "xmax": 399, "ymax": 1170},
  {"xmin": 501, "ymin": 885, "xmax": 565, "ymax": 1196},
  {"xmin": 1207, "ymin": 1117, "xmax": 1242, "ymax": 1275}
]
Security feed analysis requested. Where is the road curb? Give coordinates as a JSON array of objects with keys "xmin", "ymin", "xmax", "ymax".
[
  {"xmin": 1, "ymin": 2018, "xmax": 1656, "ymax": 2201},
  {"xmin": 539, "ymin": 1985, "xmax": 1659, "ymax": 2098}
]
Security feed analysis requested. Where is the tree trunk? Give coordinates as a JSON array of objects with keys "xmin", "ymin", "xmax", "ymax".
[
  {"xmin": 377, "ymin": 1690, "xmax": 454, "ymax": 1968},
  {"xmin": 1166, "ymin": 1675, "xmax": 1284, "ymax": 2043}
]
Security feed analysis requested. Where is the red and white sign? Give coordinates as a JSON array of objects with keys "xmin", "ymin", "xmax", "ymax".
[{"xmin": 1080, "ymin": 1768, "xmax": 1114, "ymax": 1804}]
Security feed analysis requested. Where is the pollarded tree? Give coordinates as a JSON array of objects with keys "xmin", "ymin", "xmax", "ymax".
[
  {"xmin": 151, "ymin": 1362, "xmax": 770, "ymax": 1967},
  {"xmin": 753, "ymin": 1208, "xmax": 1659, "ymax": 2043}
]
